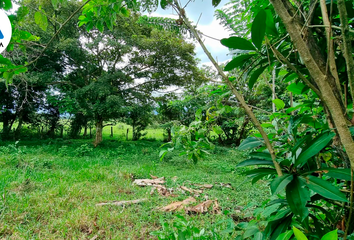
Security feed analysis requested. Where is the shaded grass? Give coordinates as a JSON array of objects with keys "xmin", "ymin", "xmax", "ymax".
[{"xmin": 0, "ymin": 140, "xmax": 269, "ymax": 239}]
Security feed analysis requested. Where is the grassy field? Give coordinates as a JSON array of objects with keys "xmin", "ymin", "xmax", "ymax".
[{"xmin": 0, "ymin": 136, "xmax": 269, "ymax": 239}]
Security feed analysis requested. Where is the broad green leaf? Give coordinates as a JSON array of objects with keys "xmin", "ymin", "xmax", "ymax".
[
  {"xmin": 237, "ymin": 159, "xmax": 274, "ymax": 168},
  {"xmin": 254, "ymin": 232, "xmax": 263, "ymax": 240},
  {"xmin": 0, "ymin": 56, "xmax": 12, "ymax": 65},
  {"xmin": 159, "ymin": 149, "xmax": 169, "ymax": 161},
  {"xmin": 249, "ymin": 152, "xmax": 272, "ymax": 160},
  {"xmin": 243, "ymin": 223, "xmax": 260, "ymax": 238},
  {"xmin": 14, "ymin": 66, "xmax": 27, "ymax": 74},
  {"xmin": 270, "ymin": 174, "xmax": 293, "ymax": 195},
  {"xmin": 3, "ymin": 71, "xmax": 14, "ymax": 83},
  {"xmin": 269, "ymin": 209, "xmax": 291, "ymax": 222},
  {"xmin": 295, "ymin": 132, "xmax": 335, "ymax": 167},
  {"xmin": 2, "ymin": 0, "xmax": 12, "ymax": 10},
  {"xmin": 249, "ymin": 66, "xmax": 267, "ymax": 89},
  {"xmin": 286, "ymin": 177, "xmax": 310, "ymax": 220},
  {"xmin": 238, "ymin": 137, "xmax": 264, "ymax": 150},
  {"xmin": 270, "ymin": 216, "xmax": 293, "ymax": 240},
  {"xmin": 251, "ymin": 9, "xmax": 266, "ymax": 49},
  {"xmin": 51, "ymin": 0, "xmax": 58, "ymax": 9},
  {"xmin": 265, "ymin": 9, "xmax": 278, "ymax": 36},
  {"xmin": 272, "ymin": 99, "xmax": 285, "ymax": 111},
  {"xmin": 96, "ymin": 20, "xmax": 104, "ymax": 32},
  {"xmin": 323, "ymin": 168, "xmax": 352, "ymax": 181},
  {"xmin": 275, "ymin": 230, "xmax": 293, "ymax": 240},
  {"xmin": 293, "ymin": 227, "xmax": 308, "ymax": 240},
  {"xmin": 224, "ymin": 54, "xmax": 253, "ymax": 71},
  {"xmin": 321, "ymin": 229, "xmax": 338, "ymax": 240},
  {"xmin": 160, "ymin": 0, "xmax": 170, "ymax": 9},
  {"xmin": 212, "ymin": 125, "xmax": 223, "ymax": 135},
  {"xmin": 212, "ymin": 0, "xmax": 222, "ymax": 7},
  {"xmin": 287, "ymin": 82, "xmax": 306, "ymax": 95},
  {"xmin": 244, "ymin": 168, "xmax": 277, "ymax": 179},
  {"xmin": 221, "ymin": 37, "xmax": 256, "ymax": 51},
  {"xmin": 302, "ymin": 175, "xmax": 348, "ymax": 202},
  {"xmin": 34, "ymin": 11, "xmax": 48, "ymax": 31},
  {"xmin": 121, "ymin": 7, "xmax": 130, "ymax": 17}
]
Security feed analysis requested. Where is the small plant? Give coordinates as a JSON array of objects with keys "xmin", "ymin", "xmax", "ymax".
[
  {"xmin": 74, "ymin": 144, "xmax": 93, "ymax": 157},
  {"xmin": 159, "ymin": 122, "xmax": 215, "ymax": 164},
  {"xmin": 58, "ymin": 146, "xmax": 70, "ymax": 156},
  {"xmin": 150, "ymin": 215, "xmax": 236, "ymax": 239}
]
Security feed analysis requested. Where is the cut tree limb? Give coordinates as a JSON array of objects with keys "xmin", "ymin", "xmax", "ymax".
[{"xmin": 96, "ymin": 198, "xmax": 148, "ymax": 206}]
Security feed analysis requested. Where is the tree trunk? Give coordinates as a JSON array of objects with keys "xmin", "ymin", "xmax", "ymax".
[
  {"xmin": 270, "ymin": 0, "xmax": 354, "ymax": 170},
  {"xmin": 167, "ymin": 128, "xmax": 172, "ymax": 142},
  {"xmin": 15, "ymin": 116, "xmax": 23, "ymax": 139},
  {"xmin": 94, "ymin": 119, "xmax": 103, "ymax": 147},
  {"xmin": 83, "ymin": 125, "xmax": 87, "ymax": 137},
  {"xmin": 2, "ymin": 116, "xmax": 10, "ymax": 140}
]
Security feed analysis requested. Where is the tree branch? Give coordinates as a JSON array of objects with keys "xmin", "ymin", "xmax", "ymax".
[{"xmin": 172, "ymin": 0, "xmax": 283, "ymax": 176}]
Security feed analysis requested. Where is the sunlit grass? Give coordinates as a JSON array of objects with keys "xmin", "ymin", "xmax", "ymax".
[{"xmin": 0, "ymin": 140, "xmax": 269, "ymax": 239}]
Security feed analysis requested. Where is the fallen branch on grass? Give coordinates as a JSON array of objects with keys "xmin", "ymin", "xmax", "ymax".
[
  {"xmin": 159, "ymin": 197, "xmax": 196, "ymax": 212},
  {"xmin": 96, "ymin": 198, "xmax": 148, "ymax": 206},
  {"xmin": 133, "ymin": 178, "xmax": 165, "ymax": 187}
]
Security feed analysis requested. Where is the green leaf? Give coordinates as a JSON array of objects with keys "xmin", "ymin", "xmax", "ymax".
[
  {"xmin": 212, "ymin": 0, "xmax": 222, "ymax": 7},
  {"xmin": 244, "ymin": 168, "xmax": 277, "ymax": 179},
  {"xmin": 295, "ymin": 132, "xmax": 335, "ymax": 167},
  {"xmin": 287, "ymin": 82, "xmax": 306, "ymax": 95},
  {"xmin": 3, "ymin": 71, "xmax": 14, "ymax": 83},
  {"xmin": 121, "ymin": 7, "xmax": 130, "ymax": 17},
  {"xmin": 212, "ymin": 125, "xmax": 223, "ymax": 135},
  {"xmin": 275, "ymin": 230, "xmax": 293, "ymax": 240},
  {"xmin": 251, "ymin": 9, "xmax": 267, "ymax": 49},
  {"xmin": 34, "ymin": 11, "xmax": 48, "ymax": 31},
  {"xmin": 254, "ymin": 232, "xmax": 263, "ymax": 240},
  {"xmin": 0, "ymin": 56, "xmax": 12, "ymax": 65},
  {"xmin": 238, "ymin": 137, "xmax": 264, "ymax": 150},
  {"xmin": 160, "ymin": 0, "xmax": 170, "ymax": 9},
  {"xmin": 249, "ymin": 152, "xmax": 272, "ymax": 160},
  {"xmin": 270, "ymin": 216, "xmax": 293, "ymax": 240},
  {"xmin": 321, "ymin": 229, "xmax": 338, "ymax": 240},
  {"xmin": 272, "ymin": 99, "xmax": 285, "ymax": 111},
  {"xmin": 323, "ymin": 168, "xmax": 352, "ymax": 181},
  {"xmin": 159, "ymin": 149, "xmax": 169, "ymax": 161},
  {"xmin": 286, "ymin": 177, "xmax": 310, "ymax": 220},
  {"xmin": 249, "ymin": 66, "xmax": 267, "ymax": 89},
  {"xmin": 293, "ymin": 227, "xmax": 308, "ymax": 240},
  {"xmin": 51, "ymin": 0, "xmax": 58, "ymax": 9},
  {"xmin": 96, "ymin": 20, "xmax": 104, "ymax": 32},
  {"xmin": 221, "ymin": 37, "xmax": 256, "ymax": 51},
  {"xmin": 237, "ymin": 159, "xmax": 274, "ymax": 168},
  {"xmin": 3, "ymin": 0, "xmax": 12, "ymax": 10},
  {"xmin": 224, "ymin": 54, "xmax": 253, "ymax": 71},
  {"xmin": 302, "ymin": 175, "xmax": 348, "ymax": 202},
  {"xmin": 265, "ymin": 9, "xmax": 278, "ymax": 36},
  {"xmin": 270, "ymin": 174, "xmax": 294, "ymax": 195}
]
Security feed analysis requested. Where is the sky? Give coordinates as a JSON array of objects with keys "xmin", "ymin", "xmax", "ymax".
[{"xmin": 148, "ymin": 0, "xmax": 232, "ymax": 66}]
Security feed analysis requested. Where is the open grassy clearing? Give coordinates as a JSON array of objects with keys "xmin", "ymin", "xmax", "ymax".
[{"xmin": 0, "ymin": 139, "xmax": 269, "ymax": 239}]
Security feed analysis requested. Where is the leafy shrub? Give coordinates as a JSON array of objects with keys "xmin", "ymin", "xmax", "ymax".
[
  {"xmin": 150, "ymin": 215, "xmax": 236, "ymax": 239},
  {"xmin": 74, "ymin": 144, "xmax": 93, "ymax": 157}
]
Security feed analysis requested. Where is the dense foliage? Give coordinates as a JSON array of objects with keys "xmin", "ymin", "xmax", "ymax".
[{"xmin": 1, "ymin": 0, "xmax": 354, "ymax": 239}]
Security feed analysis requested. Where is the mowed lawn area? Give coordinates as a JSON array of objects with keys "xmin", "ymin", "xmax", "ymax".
[{"xmin": 0, "ymin": 137, "xmax": 269, "ymax": 239}]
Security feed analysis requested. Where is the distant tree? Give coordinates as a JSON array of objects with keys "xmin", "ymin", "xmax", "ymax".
[{"xmin": 62, "ymin": 14, "xmax": 206, "ymax": 146}]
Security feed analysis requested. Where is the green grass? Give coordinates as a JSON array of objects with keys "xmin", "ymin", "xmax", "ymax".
[{"xmin": 0, "ymin": 139, "xmax": 269, "ymax": 239}]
